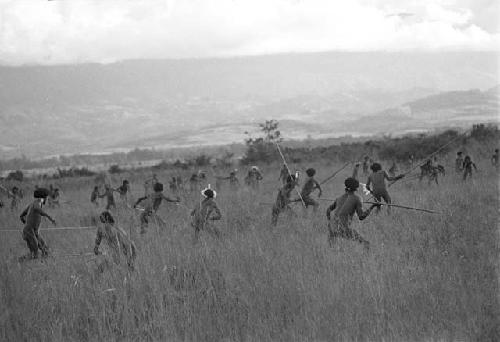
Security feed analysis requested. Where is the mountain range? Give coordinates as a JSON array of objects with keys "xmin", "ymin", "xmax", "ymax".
[{"xmin": 0, "ymin": 51, "xmax": 498, "ymax": 159}]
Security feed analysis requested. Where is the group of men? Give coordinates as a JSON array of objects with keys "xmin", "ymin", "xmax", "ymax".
[
  {"xmin": 8, "ymin": 148, "xmax": 498, "ymax": 267},
  {"xmin": 271, "ymin": 161, "xmax": 404, "ymax": 248}
]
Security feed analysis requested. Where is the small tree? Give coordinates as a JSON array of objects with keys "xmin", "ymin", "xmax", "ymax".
[
  {"xmin": 6, "ymin": 170, "xmax": 23, "ymax": 182},
  {"xmin": 259, "ymin": 119, "xmax": 283, "ymax": 144},
  {"xmin": 193, "ymin": 154, "xmax": 211, "ymax": 167},
  {"xmin": 216, "ymin": 151, "xmax": 234, "ymax": 168},
  {"xmin": 242, "ymin": 120, "xmax": 283, "ymax": 164},
  {"xmin": 108, "ymin": 164, "xmax": 123, "ymax": 174}
]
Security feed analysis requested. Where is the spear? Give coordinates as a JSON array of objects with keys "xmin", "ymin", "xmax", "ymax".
[
  {"xmin": 258, "ymin": 201, "xmax": 302, "ymax": 206},
  {"xmin": 320, "ymin": 162, "xmax": 350, "ymax": 185},
  {"xmin": 317, "ymin": 198, "xmax": 438, "ymax": 213},
  {"xmin": 275, "ymin": 142, "xmax": 306, "ymax": 207},
  {"xmin": 363, "ymin": 201, "xmax": 440, "ymax": 214}
]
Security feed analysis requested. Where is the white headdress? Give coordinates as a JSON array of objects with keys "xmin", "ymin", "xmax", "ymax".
[
  {"xmin": 360, "ymin": 183, "xmax": 371, "ymax": 196},
  {"xmin": 201, "ymin": 184, "xmax": 217, "ymax": 198}
]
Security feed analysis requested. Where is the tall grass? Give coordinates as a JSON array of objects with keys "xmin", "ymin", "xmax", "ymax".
[{"xmin": 0, "ymin": 159, "xmax": 498, "ymax": 341}]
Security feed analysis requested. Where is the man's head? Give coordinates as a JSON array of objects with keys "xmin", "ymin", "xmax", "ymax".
[
  {"xmin": 99, "ymin": 211, "xmax": 115, "ymax": 224},
  {"xmin": 344, "ymin": 177, "xmax": 359, "ymax": 192},
  {"xmin": 457, "ymin": 151, "xmax": 463, "ymax": 156},
  {"xmin": 370, "ymin": 163, "xmax": 382, "ymax": 172},
  {"xmin": 286, "ymin": 174, "xmax": 297, "ymax": 185},
  {"xmin": 201, "ymin": 188, "xmax": 216, "ymax": 199},
  {"xmin": 154, "ymin": 182, "xmax": 164, "ymax": 192},
  {"xmin": 34, "ymin": 188, "xmax": 49, "ymax": 204},
  {"xmin": 306, "ymin": 168, "xmax": 316, "ymax": 177}
]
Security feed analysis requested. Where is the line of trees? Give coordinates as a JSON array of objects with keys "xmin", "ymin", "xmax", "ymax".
[
  {"xmin": 241, "ymin": 121, "xmax": 499, "ymax": 165},
  {"xmin": 2, "ymin": 122, "xmax": 498, "ymax": 180}
]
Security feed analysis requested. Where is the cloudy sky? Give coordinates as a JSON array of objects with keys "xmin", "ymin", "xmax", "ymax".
[{"xmin": 0, "ymin": 0, "xmax": 498, "ymax": 65}]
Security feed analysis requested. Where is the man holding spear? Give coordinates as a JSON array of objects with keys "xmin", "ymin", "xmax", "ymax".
[
  {"xmin": 366, "ymin": 162, "xmax": 404, "ymax": 212},
  {"xmin": 270, "ymin": 142, "xmax": 307, "ymax": 225},
  {"xmin": 326, "ymin": 177, "xmax": 378, "ymax": 249},
  {"xmin": 271, "ymin": 174, "xmax": 299, "ymax": 226}
]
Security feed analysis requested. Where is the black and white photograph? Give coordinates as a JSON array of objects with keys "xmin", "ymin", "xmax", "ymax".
[{"xmin": 0, "ymin": 0, "xmax": 498, "ymax": 341}]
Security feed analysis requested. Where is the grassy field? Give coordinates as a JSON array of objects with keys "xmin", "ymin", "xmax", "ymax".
[{"xmin": 0, "ymin": 157, "xmax": 498, "ymax": 341}]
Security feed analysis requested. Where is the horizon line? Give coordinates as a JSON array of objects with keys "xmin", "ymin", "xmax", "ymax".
[{"xmin": 1, "ymin": 48, "xmax": 499, "ymax": 68}]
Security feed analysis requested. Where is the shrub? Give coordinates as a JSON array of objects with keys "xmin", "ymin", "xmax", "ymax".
[
  {"xmin": 6, "ymin": 170, "xmax": 23, "ymax": 181},
  {"xmin": 108, "ymin": 164, "xmax": 123, "ymax": 174}
]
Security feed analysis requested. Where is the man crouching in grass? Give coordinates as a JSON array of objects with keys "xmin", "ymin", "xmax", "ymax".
[
  {"xmin": 94, "ymin": 211, "xmax": 137, "ymax": 271},
  {"xmin": 326, "ymin": 177, "xmax": 379, "ymax": 250}
]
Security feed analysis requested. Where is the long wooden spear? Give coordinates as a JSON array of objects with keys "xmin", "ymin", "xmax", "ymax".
[
  {"xmin": 320, "ymin": 162, "xmax": 350, "ymax": 185},
  {"xmin": 317, "ymin": 198, "xmax": 438, "ymax": 214},
  {"xmin": 275, "ymin": 142, "xmax": 306, "ymax": 207},
  {"xmin": 363, "ymin": 201, "xmax": 441, "ymax": 214}
]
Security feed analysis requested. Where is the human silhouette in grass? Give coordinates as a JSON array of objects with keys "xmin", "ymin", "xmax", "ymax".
[
  {"xmin": 134, "ymin": 182, "xmax": 180, "ymax": 234},
  {"xmin": 191, "ymin": 186, "xmax": 222, "ymax": 242},
  {"xmin": 19, "ymin": 188, "xmax": 56, "ymax": 260},
  {"xmin": 326, "ymin": 177, "xmax": 379, "ymax": 249}
]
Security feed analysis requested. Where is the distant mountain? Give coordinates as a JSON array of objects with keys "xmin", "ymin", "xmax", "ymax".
[
  {"xmin": 0, "ymin": 51, "xmax": 498, "ymax": 158},
  {"xmin": 341, "ymin": 86, "xmax": 499, "ymax": 135}
]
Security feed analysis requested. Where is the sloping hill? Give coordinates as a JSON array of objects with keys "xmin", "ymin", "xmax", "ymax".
[
  {"xmin": 0, "ymin": 51, "xmax": 498, "ymax": 158},
  {"xmin": 341, "ymin": 86, "xmax": 499, "ymax": 135}
]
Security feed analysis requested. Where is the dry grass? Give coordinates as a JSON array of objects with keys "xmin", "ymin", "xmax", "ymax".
[{"xmin": 0, "ymin": 159, "xmax": 498, "ymax": 341}]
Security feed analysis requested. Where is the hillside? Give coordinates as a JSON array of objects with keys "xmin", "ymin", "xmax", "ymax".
[
  {"xmin": 337, "ymin": 87, "xmax": 499, "ymax": 135},
  {"xmin": 0, "ymin": 51, "xmax": 498, "ymax": 158}
]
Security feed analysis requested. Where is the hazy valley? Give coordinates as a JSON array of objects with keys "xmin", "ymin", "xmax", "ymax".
[{"xmin": 0, "ymin": 51, "xmax": 498, "ymax": 159}]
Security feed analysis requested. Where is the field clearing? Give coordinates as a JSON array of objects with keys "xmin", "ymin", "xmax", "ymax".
[{"xmin": 0, "ymin": 159, "xmax": 499, "ymax": 341}]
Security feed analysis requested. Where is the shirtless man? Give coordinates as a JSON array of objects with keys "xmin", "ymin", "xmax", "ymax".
[
  {"xmin": 299, "ymin": 168, "xmax": 322, "ymax": 212},
  {"xmin": 366, "ymin": 162, "xmax": 404, "ymax": 212},
  {"xmin": 19, "ymin": 188, "xmax": 57, "ymax": 260},
  {"xmin": 326, "ymin": 178, "xmax": 379, "ymax": 249}
]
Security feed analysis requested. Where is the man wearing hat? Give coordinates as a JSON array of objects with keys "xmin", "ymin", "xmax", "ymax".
[
  {"xmin": 19, "ymin": 188, "xmax": 57, "ymax": 260},
  {"xmin": 191, "ymin": 186, "xmax": 222, "ymax": 242},
  {"xmin": 326, "ymin": 178, "xmax": 378, "ymax": 249}
]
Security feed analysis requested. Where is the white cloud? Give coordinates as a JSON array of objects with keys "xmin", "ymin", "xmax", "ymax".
[{"xmin": 0, "ymin": 0, "xmax": 498, "ymax": 65}]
